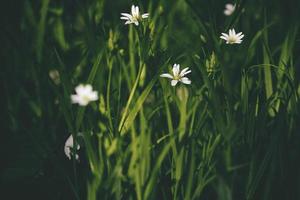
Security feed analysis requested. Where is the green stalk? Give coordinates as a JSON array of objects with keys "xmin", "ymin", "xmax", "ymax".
[{"xmin": 118, "ymin": 64, "xmax": 144, "ymax": 133}]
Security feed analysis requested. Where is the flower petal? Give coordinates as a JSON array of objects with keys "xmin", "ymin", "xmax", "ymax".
[
  {"xmin": 121, "ymin": 13, "xmax": 132, "ymax": 18},
  {"xmin": 180, "ymin": 67, "xmax": 191, "ymax": 76},
  {"xmin": 89, "ymin": 91, "xmax": 99, "ymax": 101},
  {"xmin": 180, "ymin": 77, "xmax": 191, "ymax": 85},
  {"xmin": 225, "ymin": 4, "xmax": 234, "ymax": 10},
  {"xmin": 160, "ymin": 73, "xmax": 174, "ymax": 79},
  {"xmin": 135, "ymin": 6, "xmax": 139, "ymax": 16},
  {"xmin": 172, "ymin": 64, "xmax": 180, "ymax": 76},
  {"xmin": 171, "ymin": 80, "xmax": 178, "ymax": 86},
  {"xmin": 221, "ymin": 33, "xmax": 229, "ymax": 37},
  {"xmin": 142, "ymin": 13, "xmax": 149, "ymax": 18},
  {"xmin": 71, "ymin": 94, "xmax": 80, "ymax": 104},
  {"xmin": 232, "ymin": 28, "xmax": 236, "ymax": 35},
  {"xmin": 224, "ymin": 10, "xmax": 232, "ymax": 16},
  {"xmin": 131, "ymin": 5, "xmax": 135, "ymax": 16},
  {"xmin": 120, "ymin": 16, "xmax": 130, "ymax": 20},
  {"xmin": 64, "ymin": 135, "xmax": 74, "ymax": 159},
  {"xmin": 220, "ymin": 36, "xmax": 228, "ymax": 40}
]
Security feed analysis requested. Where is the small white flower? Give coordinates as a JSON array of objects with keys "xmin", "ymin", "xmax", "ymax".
[
  {"xmin": 160, "ymin": 64, "xmax": 192, "ymax": 86},
  {"xmin": 120, "ymin": 5, "xmax": 149, "ymax": 26},
  {"xmin": 71, "ymin": 84, "xmax": 98, "ymax": 106},
  {"xmin": 224, "ymin": 3, "xmax": 236, "ymax": 16},
  {"xmin": 220, "ymin": 28, "xmax": 244, "ymax": 44},
  {"xmin": 64, "ymin": 134, "xmax": 80, "ymax": 160}
]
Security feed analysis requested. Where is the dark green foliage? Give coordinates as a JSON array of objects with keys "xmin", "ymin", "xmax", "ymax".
[{"xmin": 1, "ymin": 0, "xmax": 300, "ymax": 199}]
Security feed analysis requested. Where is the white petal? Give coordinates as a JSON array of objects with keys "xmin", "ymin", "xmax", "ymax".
[
  {"xmin": 180, "ymin": 67, "xmax": 191, "ymax": 76},
  {"xmin": 135, "ymin": 6, "xmax": 139, "ymax": 16},
  {"xmin": 232, "ymin": 29, "xmax": 236, "ymax": 35},
  {"xmin": 85, "ymin": 85, "xmax": 93, "ymax": 92},
  {"xmin": 131, "ymin": 5, "xmax": 135, "ymax": 16},
  {"xmin": 75, "ymin": 84, "xmax": 84, "ymax": 94},
  {"xmin": 125, "ymin": 21, "xmax": 132, "ymax": 25},
  {"xmin": 65, "ymin": 147, "xmax": 71, "ymax": 159},
  {"xmin": 64, "ymin": 135, "xmax": 74, "ymax": 159},
  {"xmin": 171, "ymin": 80, "xmax": 178, "ymax": 86},
  {"xmin": 64, "ymin": 134, "xmax": 80, "ymax": 160},
  {"xmin": 78, "ymin": 98, "xmax": 89, "ymax": 106},
  {"xmin": 71, "ymin": 95, "xmax": 80, "ymax": 104},
  {"xmin": 225, "ymin": 4, "xmax": 234, "ymax": 10},
  {"xmin": 220, "ymin": 36, "xmax": 228, "ymax": 40},
  {"xmin": 180, "ymin": 77, "xmax": 191, "ymax": 85},
  {"xmin": 224, "ymin": 10, "xmax": 232, "ymax": 16},
  {"xmin": 134, "ymin": 21, "xmax": 139, "ymax": 26},
  {"xmin": 172, "ymin": 64, "xmax": 180, "ymax": 76},
  {"xmin": 65, "ymin": 134, "xmax": 74, "ymax": 148},
  {"xmin": 182, "ymin": 70, "xmax": 191, "ymax": 77},
  {"xmin": 160, "ymin": 73, "xmax": 174, "ymax": 79},
  {"xmin": 142, "ymin": 13, "xmax": 149, "ymax": 18},
  {"xmin": 121, "ymin": 13, "xmax": 132, "ymax": 18},
  {"xmin": 221, "ymin": 33, "xmax": 229, "ymax": 37},
  {"xmin": 75, "ymin": 84, "xmax": 91, "ymax": 95},
  {"xmin": 236, "ymin": 32, "xmax": 243, "ymax": 37},
  {"xmin": 121, "ymin": 17, "xmax": 130, "ymax": 20},
  {"xmin": 89, "ymin": 91, "xmax": 98, "ymax": 101}
]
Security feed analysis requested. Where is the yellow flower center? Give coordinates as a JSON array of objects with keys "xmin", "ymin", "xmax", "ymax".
[{"xmin": 228, "ymin": 36, "xmax": 237, "ymax": 43}]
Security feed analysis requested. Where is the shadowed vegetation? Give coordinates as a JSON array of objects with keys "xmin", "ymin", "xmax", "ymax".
[{"xmin": 1, "ymin": 0, "xmax": 300, "ymax": 199}]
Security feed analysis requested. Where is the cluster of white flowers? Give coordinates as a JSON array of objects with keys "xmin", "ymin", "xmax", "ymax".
[
  {"xmin": 69, "ymin": 4, "xmax": 245, "ymax": 97},
  {"xmin": 65, "ymin": 3, "xmax": 247, "ymax": 158},
  {"xmin": 221, "ymin": 3, "xmax": 244, "ymax": 44}
]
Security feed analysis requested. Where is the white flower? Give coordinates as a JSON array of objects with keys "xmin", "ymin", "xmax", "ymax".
[
  {"xmin": 71, "ymin": 84, "xmax": 98, "ymax": 106},
  {"xmin": 224, "ymin": 3, "xmax": 236, "ymax": 16},
  {"xmin": 220, "ymin": 28, "xmax": 244, "ymax": 44},
  {"xmin": 160, "ymin": 64, "xmax": 192, "ymax": 86},
  {"xmin": 120, "ymin": 5, "xmax": 149, "ymax": 26},
  {"xmin": 64, "ymin": 134, "xmax": 80, "ymax": 160}
]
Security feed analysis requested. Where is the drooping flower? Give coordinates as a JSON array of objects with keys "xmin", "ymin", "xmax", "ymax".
[
  {"xmin": 160, "ymin": 64, "xmax": 191, "ymax": 86},
  {"xmin": 220, "ymin": 28, "xmax": 244, "ymax": 44},
  {"xmin": 224, "ymin": 3, "xmax": 236, "ymax": 16},
  {"xmin": 49, "ymin": 69, "xmax": 60, "ymax": 85},
  {"xmin": 71, "ymin": 84, "xmax": 98, "ymax": 106},
  {"xmin": 120, "ymin": 5, "xmax": 149, "ymax": 26},
  {"xmin": 64, "ymin": 134, "xmax": 80, "ymax": 160}
]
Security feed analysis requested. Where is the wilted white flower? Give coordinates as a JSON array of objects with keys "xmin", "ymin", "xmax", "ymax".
[
  {"xmin": 224, "ymin": 3, "xmax": 236, "ymax": 16},
  {"xmin": 220, "ymin": 28, "xmax": 244, "ymax": 44},
  {"xmin": 120, "ymin": 5, "xmax": 149, "ymax": 26},
  {"xmin": 71, "ymin": 84, "xmax": 98, "ymax": 106},
  {"xmin": 64, "ymin": 134, "xmax": 80, "ymax": 160},
  {"xmin": 49, "ymin": 69, "xmax": 60, "ymax": 85},
  {"xmin": 160, "ymin": 64, "xmax": 191, "ymax": 86}
]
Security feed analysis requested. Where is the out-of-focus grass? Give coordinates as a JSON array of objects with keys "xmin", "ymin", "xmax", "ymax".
[{"xmin": 1, "ymin": 0, "xmax": 300, "ymax": 199}]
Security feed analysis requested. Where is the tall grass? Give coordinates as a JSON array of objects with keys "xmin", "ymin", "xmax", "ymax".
[{"xmin": 1, "ymin": 0, "xmax": 300, "ymax": 199}]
